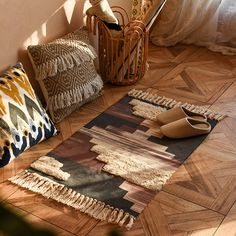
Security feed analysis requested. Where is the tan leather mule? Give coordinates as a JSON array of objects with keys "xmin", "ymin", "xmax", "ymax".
[
  {"xmin": 156, "ymin": 106, "xmax": 207, "ymax": 125},
  {"xmin": 160, "ymin": 117, "xmax": 211, "ymax": 139}
]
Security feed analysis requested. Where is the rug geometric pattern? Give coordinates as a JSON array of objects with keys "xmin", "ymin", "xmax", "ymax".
[
  {"xmin": 6, "ymin": 93, "xmax": 218, "ymax": 231},
  {"xmin": 24, "ymin": 95, "xmax": 215, "ymax": 223}
]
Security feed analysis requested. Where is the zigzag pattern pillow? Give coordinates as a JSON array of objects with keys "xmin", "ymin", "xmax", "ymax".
[{"xmin": 0, "ymin": 63, "xmax": 57, "ymax": 167}]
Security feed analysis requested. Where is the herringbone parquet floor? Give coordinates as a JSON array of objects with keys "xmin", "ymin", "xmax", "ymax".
[{"xmin": 1, "ymin": 43, "xmax": 236, "ymax": 236}]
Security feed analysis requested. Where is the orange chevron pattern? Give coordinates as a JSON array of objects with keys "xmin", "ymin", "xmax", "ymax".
[
  {"xmin": 1, "ymin": 44, "xmax": 236, "ymax": 235},
  {"xmin": 8, "ymin": 66, "xmax": 35, "ymax": 99},
  {"xmin": 0, "ymin": 95, "xmax": 6, "ymax": 116}
]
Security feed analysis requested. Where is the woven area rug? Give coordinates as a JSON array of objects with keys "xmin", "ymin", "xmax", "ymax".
[{"xmin": 9, "ymin": 89, "xmax": 224, "ymax": 230}]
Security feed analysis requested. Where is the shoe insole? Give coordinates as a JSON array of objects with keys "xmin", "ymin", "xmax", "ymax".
[
  {"xmin": 190, "ymin": 115, "xmax": 205, "ymax": 120},
  {"xmin": 194, "ymin": 123, "xmax": 209, "ymax": 129}
]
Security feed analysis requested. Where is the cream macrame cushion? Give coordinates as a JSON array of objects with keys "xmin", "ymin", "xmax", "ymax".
[
  {"xmin": 87, "ymin": 0, "xmax": 118, "ymax": 24},
  {"xmin": 28, "ymin": 27, "xmax": 103, "ymax": 123}
]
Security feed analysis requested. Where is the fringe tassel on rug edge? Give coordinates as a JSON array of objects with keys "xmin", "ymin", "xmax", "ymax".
[
  {"xmin": 128, "ymin": 89, "xmax": 226, "ymax": 121},
  {"xmin": 8, "ymin": 170, "xmax": 135, "ymax": 230}
]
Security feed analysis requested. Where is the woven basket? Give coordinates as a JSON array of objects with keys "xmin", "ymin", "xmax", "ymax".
[{"xmin": 87, "ymin": 6, "xmax": 148, "ymax": 85}]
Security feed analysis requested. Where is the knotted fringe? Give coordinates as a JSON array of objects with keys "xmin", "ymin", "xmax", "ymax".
[
  {"xmin": 47, "ymin": 74, "xmax": 103, "ymax": 111},
  {"xmin": 36, "ymin": 47, "xmax": 97, "ymax": 80},
  {"xmin": 128, "ymin": 89, "xmax": 226, "ymax": 121},
  {"xmin": 9, "ymin": 170, "xmax": 135, "ymax": 230}
]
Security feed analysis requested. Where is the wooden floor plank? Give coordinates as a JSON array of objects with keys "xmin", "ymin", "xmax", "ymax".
[
  {"xmin": 151, "ymin": 47, "xmax": 236, "ymax": 105},
  {"xmin": 87, "ymin": 218, "xmax": 146, "ymax": 236},
  {"xmin": 6, "ymin": 188, "xmax": 98, "ymax": 235},
  {"xmin": 140, "ymin": 199, "xmax": 171, "ymax": 236},
  {"xmin": 214, "ymin": 202, "xmax": 236, "ymax": 236},
  {"xmin": 210, "ymin": 81, "xmax": 236, "ymax": 119},
  {"xmin": 3, "ymin": 203, "xmax": 75, "ymax": 236},
  {"xmin": 138, "ymin": 44, "xmax": 199, "ymax": 87},
  {"xmin": 154, "ymin": 192, "xmax": 224, "ymax": 235}
]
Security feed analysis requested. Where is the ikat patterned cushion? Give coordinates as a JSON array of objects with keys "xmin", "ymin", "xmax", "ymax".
[{"xmin": 0, "ymin": 63, "xmax": 57, "ymax": 167}]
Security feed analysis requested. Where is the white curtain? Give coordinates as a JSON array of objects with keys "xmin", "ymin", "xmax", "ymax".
[{"xmin": 150, "ymin": 0, "xmax": 236, "ymax": 55}]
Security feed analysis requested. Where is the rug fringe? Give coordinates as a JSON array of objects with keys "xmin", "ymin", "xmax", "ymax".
[
  {"xmin": 8, "ymin": 170, "xmax": 135, "ymax": 230},
  {"xmin": 128, "ymin": 89, "xmax": 226, "ymax": 121}
]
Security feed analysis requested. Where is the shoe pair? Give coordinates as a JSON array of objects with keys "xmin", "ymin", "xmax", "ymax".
[{"xmin": 157, "ymin": 106, "xmax": 211, "ymax": 139}]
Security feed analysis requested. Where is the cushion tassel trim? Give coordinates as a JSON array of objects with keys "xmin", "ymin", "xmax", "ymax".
[
  {"xmin": 35, "ymin": 48, "xmax": 97, "ymax": 80},
  {"xmin": 8, "ymin": 170, "xmax": 135, "ymax": 230},
  {"xmin": 47, "ymin": 74, "xmax": 103, "ymax": 111},
  {"xmin": 128, "ymin": 89, "xmax": 226, "ymax": 121}
]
